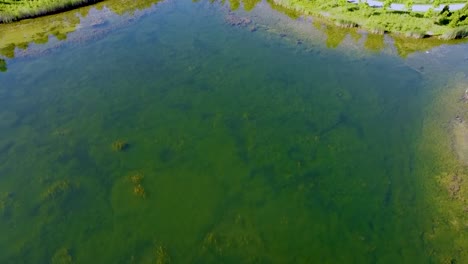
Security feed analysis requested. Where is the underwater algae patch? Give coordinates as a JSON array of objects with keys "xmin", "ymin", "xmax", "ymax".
[
  {"xmin": 41, "ymin": 180, "xmax": 73, "ymax": 201},
  {"xmin": 111, "ymin": 139, "xmax": 129, "ymax": 152},
  {"xmin": 51, "ymin": 247, "xmax": 73, "ymax": 264}
]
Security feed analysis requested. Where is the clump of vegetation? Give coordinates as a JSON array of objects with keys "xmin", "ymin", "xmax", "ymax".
[
  {"xmin": 41, "ymin": 180, "xmax": 71, "ymax": 201},
  {"xmin": 155, "ymin": 245, "xmax": 170, "ymax": 264},
  {"xmin": 334, "ymin": 19, "xmax": 358, "ymax": 28},
  {"xmin": 51, "ymin": 247, "xmax": 73, "ymax": 264},
  {"xmin": 436, "ymin": 5, "xmax": 468, "ymax": 27},
  {"xmin": 111, "ymin": 139, "xmax": 129, "ymax": 152},
  {"xmin": 128, "ymin": 171, "xmax": 146, "ymax": 198},
  {"xmin": 129, "ymin": 172, "xmax": 144, "ymax": 184},
  {"xmin": 200, "ymin": 221, "xmax": 265, "ymax": 260},
  {"xmin": 133, "ymin": 184, "xmax": 146, "ymax": 198},
  {"xmin": 404, "ymin": 30, "xmax": 427, "ymax": 39},
  {"xmin": 442, "ymin": 26, "xmax": 468, "ymax": 39}
]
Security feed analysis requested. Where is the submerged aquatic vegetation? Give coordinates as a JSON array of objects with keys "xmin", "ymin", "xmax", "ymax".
[
  {"xmin": 133, "ymin": 184, "xmax": 146, "ymax": 198},
  {"xmin": 129, "ymin": 172, "xmax": 144, "ymax": 184},
  {"xmin": 112, "ymin": 139, "xmax": 129, "ymax": 152},
  {"xmin": 41, "ymin": 180, "xmax": 72, "ymax": 201},
  {"xmin": 51, "ymin": 247, "xmax": 73, "ymax": 264},
  {"xmin": 52, "ymin": 128, "xmax": 72, "ymax": 137},
  {"xmin": 200, "ymin": 214, "xmax": 265, "ymax": 260},
  {"xmin": 155, "ymin": 245, "xmax": 170, "ymax": 264},
  {"xmin": 1, "ymin": 0, "xmax": 467, "ymax": 262},
  {"xmin": 127, "ymin": 171, "xmax": 146, "ymax": 197}
]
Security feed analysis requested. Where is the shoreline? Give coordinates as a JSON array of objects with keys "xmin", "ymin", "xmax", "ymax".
[
  {"xmin": 270, "ymin": 0, "xmax": 468, "ymax": 39},
  {"xmin": 2, "ymin": 0, "xmax": 468, "ymax": 69},
  {"xmin": 1, "ymin": 0, "xmax": 467, "ymax": 40}
]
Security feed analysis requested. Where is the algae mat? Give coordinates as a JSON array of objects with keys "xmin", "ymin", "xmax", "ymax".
[{"xmin": 0, "ymin": 0, "xmax": 467, "ymax": 263}]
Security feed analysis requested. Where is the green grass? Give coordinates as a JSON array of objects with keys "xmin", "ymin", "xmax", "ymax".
[{"xmin": 0, "ymin": 0, "xmax": 101, "ymax": 23}]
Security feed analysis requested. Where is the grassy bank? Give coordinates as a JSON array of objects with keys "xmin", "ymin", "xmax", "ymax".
[
  {"xmin": 0, "ymin": 0, "xmax": 101, "ymax": 23},
  {"xmin": 270, "ymin": 0, "xmax": 468, "ymax": 39}
]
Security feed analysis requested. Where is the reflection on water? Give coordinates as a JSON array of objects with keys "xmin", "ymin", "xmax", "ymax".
[
  {"xmin": 265, "ymin": 0, "xmax": 300, "ymax": 19},
  {"xmin": 0, "ymin": 0, "xmax": 467, "ymax": 263},
  {"xmin": 0, "ymin": 0, "xmax": 163, "ymax": 71},
  {"xmin": 364, "ymin": 33, "xmax": 385, "ymax": 52},
  {"xmin": 1, "ymin": 0, "xmax": 468, "ymax": 73},
  {"xmin": 229, "ymin": 0, "xmax": 261, "ymax": 11},
  {"xmin": 0, "ymin": 59, "xmax": 6, "ymax": 72}
]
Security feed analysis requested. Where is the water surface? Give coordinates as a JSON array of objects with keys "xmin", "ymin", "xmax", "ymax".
[{"xmin": 0, "ymin": 0, "xmax": 467, "ymax": 263}]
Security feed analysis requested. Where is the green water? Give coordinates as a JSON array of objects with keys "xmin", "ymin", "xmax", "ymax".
[{"xmin": 0, "ymin": 0, "xmax": 467, "ymax": 263}]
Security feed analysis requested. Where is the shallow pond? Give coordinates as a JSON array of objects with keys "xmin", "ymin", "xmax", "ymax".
[{"xmin": 0, "ymin": 0, "xmax": 467, "ymax": 263}]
